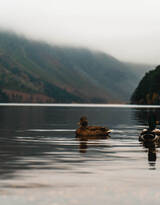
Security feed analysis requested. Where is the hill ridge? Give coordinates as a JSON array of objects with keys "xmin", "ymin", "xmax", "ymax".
[{"xmin": 0, "ymin": 31, "xmax": 152, "ymax": 103}]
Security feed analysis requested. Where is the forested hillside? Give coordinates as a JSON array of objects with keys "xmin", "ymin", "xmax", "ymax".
[
  {"xmin": 131, "ymin": 65, "xmax": 160, "ymax": 104},
  {"xmin": 0, "ymin": 31, "xmax": 152, "ymax": 103}
]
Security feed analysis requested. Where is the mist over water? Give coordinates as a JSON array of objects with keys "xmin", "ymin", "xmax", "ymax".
[{"xmin": 0, "ymin": 104, "xmax": 160, "ymax": 204}]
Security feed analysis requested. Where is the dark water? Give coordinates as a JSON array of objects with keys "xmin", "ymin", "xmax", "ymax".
[{"xmin": 0, "ymin": 104, "xmax": 160, "ymax": 205}]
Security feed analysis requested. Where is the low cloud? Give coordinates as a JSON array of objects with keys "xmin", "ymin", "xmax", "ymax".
[{"xmin": 0, "ymin": 0, "xmax": 160, "ymax": 64}]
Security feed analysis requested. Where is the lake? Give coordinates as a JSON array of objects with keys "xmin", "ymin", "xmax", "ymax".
[{"xmin": 0, "ymin": 104, "xmax": 160, "ymax": 205}]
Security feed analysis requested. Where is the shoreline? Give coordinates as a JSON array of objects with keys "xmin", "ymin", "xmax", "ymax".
[{"xmin": 0, "ymin": 103, "xmax": 159, "ymax": 108}]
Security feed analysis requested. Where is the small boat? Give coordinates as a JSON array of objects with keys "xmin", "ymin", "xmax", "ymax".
[
  {"xmin": 139, "ymin": 128, "xmax": 160, "ymax": 143},
  {"xmin": 76, "ymin": 116, "xmax": 111, "ymax": 137}
]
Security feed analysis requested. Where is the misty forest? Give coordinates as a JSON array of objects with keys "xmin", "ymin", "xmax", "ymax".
[{"xmin": 0, "ymin": 31, "xmax": 154, "ymax": 104}]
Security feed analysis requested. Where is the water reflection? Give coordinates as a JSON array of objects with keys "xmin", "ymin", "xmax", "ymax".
[
  {"xmin": 0, "ymin": 106, "xmax": 77, "ymax": 179},
  {"xmin": 133, "ymin": 107, "xmax": 160, "ymax": 169},
  {"xmin": 78, "ymin": 138, "xmax": 88, "ymax": 153},
  {"xmin": 140, "ymin": 141, "xmax": 158, "ymax": 169},
  {"xmin": 148, "ymin": 146, "xmax": 157, "ymax": 168},
  {"xmin": 1, "ymin": 105, "xmax": 160, "ymax": 204},
  {"xmin": 0, "ymin": 105, "xmax": 160, "ymax": 189},
  {"xmin": 0, "ymin": 130, "xmax": 59, "ymax": 180},
  {"xmin": 134, "ymin": 108, "xmax": 160, "ymax": 127},
  {"xmin": 76, "ymin": 135, "xmax": 110, "ymax": 153}
]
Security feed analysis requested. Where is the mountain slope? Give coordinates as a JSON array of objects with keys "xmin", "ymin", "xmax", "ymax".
[
  {"xmin": 0, "ymin": 31, "xmax": 152, "ymax": 103},
  {"xmin": 131, "ymin": 65, "xmax": 160, "ymax": 104}
]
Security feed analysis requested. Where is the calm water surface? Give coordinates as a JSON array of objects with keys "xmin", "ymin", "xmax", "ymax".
[{"xmin": 0, "ymin": 104, "xmax": 160, "ymax": 205}]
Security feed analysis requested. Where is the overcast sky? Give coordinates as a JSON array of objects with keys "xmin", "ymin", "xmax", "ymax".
[{"xmin": 0, "ymin": 0, "xmax": 160, "ymax": 64}]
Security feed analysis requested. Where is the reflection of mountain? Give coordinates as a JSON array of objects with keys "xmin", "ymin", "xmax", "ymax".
[
  {"xmin": 131, "ymin": 65, "xmax": 160, "ymax": 104},
  {"xmin": 0, "ymin": 107, "xmax": 51, "ymax": 179},
  {"xmin": 133, "ymin": 108, "xmax": 160, "ymax": 125},
  {"xmin": 0, "ymin": 107, "xmax": 76, "ymax": 179},
  {"xmin": 0, "ymin": 31, "xmax": 152, "ymax": 103}
]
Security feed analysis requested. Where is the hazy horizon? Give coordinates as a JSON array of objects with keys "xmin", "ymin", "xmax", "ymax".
[{"xmin": 0, "ymin": 0, "xmax": 160, "ymax": 64}]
